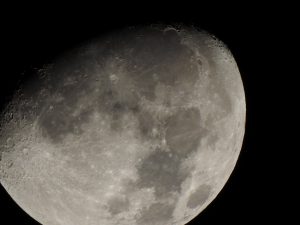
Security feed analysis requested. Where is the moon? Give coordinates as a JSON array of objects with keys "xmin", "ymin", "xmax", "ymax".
[{"xmin": 0, "ymin": 25, "xmax": 246, "ymax": 225}]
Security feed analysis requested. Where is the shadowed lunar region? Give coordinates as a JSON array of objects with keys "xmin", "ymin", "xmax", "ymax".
[{"xmin": 0, "ymin": 25, "xmax": 246, "ymax": 225}]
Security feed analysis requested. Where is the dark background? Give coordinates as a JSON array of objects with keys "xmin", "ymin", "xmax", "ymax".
[{"xmin": 0, "ymin": 3, "xmax": 292, "ymax": 225}]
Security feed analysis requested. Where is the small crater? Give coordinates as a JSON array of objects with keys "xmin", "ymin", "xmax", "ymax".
[
  {"xmin": 136, "ymin": 202, "xmax": 175, "ymax": 225},
  {"xmin": 197, "ymin": 59, "xmax": 203, "ymax": 66},
  {"xmin": 163, "ymin": 27, "xmax": 180, "ymax": 41},
  {"xmin": 187, "ymin": 184, "xmax": 211, "ymax": 209},
  {"xmin": 109, "ymin": 74, "xmax": 119, "ymax": 84},
  {"xmin": 7, "ymin": 161, "xmax": 13, "ymax": 168},
  {"xmin": 5, "ymin": 137, "xmax": 14, "ymax": 148},
  {"xmin": 112, "ymin": 102, "xmax": 125, "ymax": 112}
]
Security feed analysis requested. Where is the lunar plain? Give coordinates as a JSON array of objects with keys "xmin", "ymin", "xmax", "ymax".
[{"xmin": 0, "ymin": 25, "xmax": 246, "ymax": 225}]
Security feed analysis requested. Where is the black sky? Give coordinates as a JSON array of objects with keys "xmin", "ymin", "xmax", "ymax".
[{"xmin": 0, "ymin": 2, "xmax": 292, "ymax": 224}]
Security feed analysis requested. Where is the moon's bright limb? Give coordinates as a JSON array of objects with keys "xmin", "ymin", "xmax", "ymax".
[{"xmin": 0, "ymin": 25, "xmax": 246, "ymax": 225}]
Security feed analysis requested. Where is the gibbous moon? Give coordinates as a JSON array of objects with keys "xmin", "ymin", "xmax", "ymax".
[{"xmin": 0, "ymin": 25, "xmax": 245, "ymax": 225}]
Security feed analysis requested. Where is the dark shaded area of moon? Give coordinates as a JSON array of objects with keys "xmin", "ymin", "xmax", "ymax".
[
  {"xmin": 136, "ymin": 148, "xmax": 185, "ymax": 197},
  {"xmin": 165, "ymin": 108, "xmax": 205, "ymax": 157},
  {"xmin": 186, "ymin": 184, "xmax": 212, "ymax": 209},
  {"xmin": 38, "ymin": 26, "xmax": 202, "ymax": 145},
  {"xmin": 107, "ymin": 196, "xmax": 130, "ymax": 215},
  {"xmin": 0, "ymin": 25, "xmax": 246, "ymax": 225},
  {"xmin": 137, "ymin": 202, "xmax": 176, "ymax": 225}
]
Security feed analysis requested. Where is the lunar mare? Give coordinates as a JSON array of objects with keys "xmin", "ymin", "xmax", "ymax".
[{"xmin": 0, "ymin": 25, "xmax": 245, "ymax": 225}]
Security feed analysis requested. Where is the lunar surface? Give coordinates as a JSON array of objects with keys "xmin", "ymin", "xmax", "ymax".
[{"xmin": 0, "ymin": 25, "xmax": 245, "ymax": 225}]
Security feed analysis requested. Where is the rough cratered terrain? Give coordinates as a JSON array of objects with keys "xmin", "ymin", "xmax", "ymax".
[{"xmin": 0, "ymin": 25, "xmax": 246, "ymax": 225}]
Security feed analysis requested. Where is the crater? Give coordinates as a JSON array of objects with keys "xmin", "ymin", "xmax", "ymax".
[
  {"xmin": 165, "ymin": 107, "xmax": 206, "ymax": 157},
  {"xmin": 187, "ymin": 184, "xmax": 211, "ymax": 209},
  {"xmin": 136, "ymin": 202, "xmax": 175, "ymax": 225},
  {"xmin": 197, "ymin": 58, "xmax": 203, "ymax": 66}
]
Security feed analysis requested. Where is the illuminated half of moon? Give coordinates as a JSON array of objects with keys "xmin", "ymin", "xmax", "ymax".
[{"xmin": 0, "ymin": 25, "xmax": 246, "ymax": 225}]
